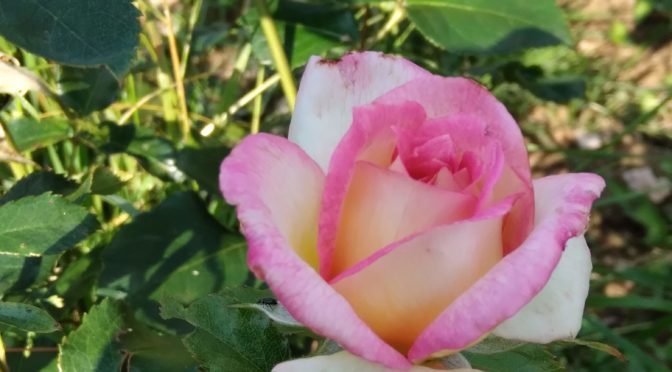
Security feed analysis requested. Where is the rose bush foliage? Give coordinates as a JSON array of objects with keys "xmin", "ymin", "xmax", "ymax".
[{"xmin": 219, "ymin": 52, "xmax": 604, "ymax": 371}]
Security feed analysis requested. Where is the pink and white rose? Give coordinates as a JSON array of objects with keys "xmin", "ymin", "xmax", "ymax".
[{"xmin": 219, "ymin": 52, "xmax": 605, "ymax": 371}]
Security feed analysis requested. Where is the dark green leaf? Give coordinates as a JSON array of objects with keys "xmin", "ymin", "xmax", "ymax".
[
  {"xmin": 59, "ymin": 65, "xmax": 121, "ymax": 115},
  {"xmin": 464, "ymin": 344, "xmax": 564, "ymax": 372},
  {"xmin": 0, "ymin": 302, "xmax": 59, "ymax": 332},
  {"xmin": 176, "ymin": 146, "xmax": 229, "ymax": 194},
  {"xmin": 99, "ymin": 192, "xmax": 248, "ymax": 329},
  {"xmin": 6, "ymin": 352, "xmax": 58, "ymax": 372},
  {"xmin": 466, "ymin": 335, "xmax": 525, "ymax": 354},
  {"xmin": 90, "ymin": 167, "xmax": 125, "ymax": 195},
  {"xmin": 5, "ymin": 118, "xmax": 72, "ymax": 152},
  {"xmin": 119, "ymin": 322, "xmax": 198, "ymax": 372},
  {"xmin": 588, "ymin": 294, "xmax": 672, "ymax": 312},
  {"xmin": 521, "ymin": 76, "xmax": 586, "ymax": 103},
  {"xmin": 583, "ymin": 316, "xmax": 665, "ymax": 371},
  {"xmin": 161, "ymin": 288, "xmax": 291, "ymax": 372},
  {"xmin": 0, "ymin": 254, "xmax": 59, "ymax": 294},
  {"xmin": 101, "ymin": 123, "xmax": 185, "ymax": 182},
  {"xmin": 0, "ymin": 172, "xmax": 77, "ymax": 206},
  {"xmin": 406, "ymin": 0, "xmax": 571, "ymax": 54},
  {"xmin": 275, "ymin": 1, "xmax": 358, "ymax": 41},
  {"xmin": 0, "ymin": 0, "xmax": 140, "ymax": 75},
  {"xmin": 58, "ymin": 299, "xmax": 125, "ymax": 372},
  {"xmin": 557, "ymin": 339, "xmax": 625, "ymax": 361},
  {"xmin": 0, "ymin": 193, "xmax": 98, "ymax": 257}
]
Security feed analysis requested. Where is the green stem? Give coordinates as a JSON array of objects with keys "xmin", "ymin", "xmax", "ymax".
[{"xmin": 255, "ymin": 0, "xmax": 296, "ymax": 111}]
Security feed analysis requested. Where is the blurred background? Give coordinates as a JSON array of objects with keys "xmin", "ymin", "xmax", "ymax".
[{"xmin": 0, "ymin": 0, "xmax": 670, "ymax": 371}]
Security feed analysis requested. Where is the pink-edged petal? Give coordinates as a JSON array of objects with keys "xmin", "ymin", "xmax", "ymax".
[
  {"xmin": 408, "ymin": 173, "xmax": 605, "ymax": 362},
  {"xmin": 492, "ymin": 165, "xmax": 535, "ymax": 253},
  {"xmin": 272, "ymin": 351, "xmax": 457, "ymax": 372},
  {"xmin": 318, "ymin": 102, "xmax": 428, "ymax": 278},
  {"xmin": 374, "ymin": 77, "xmax": 531, "ymax": 186},
  {"xmin": 289, "ymin": 52, "xmax": 431, "ymax": 170},
  {"xmin": 220, "ymin": 133, "xmax": 324, "ymax": 268},
  {"xmin": 492, "ymin": 235, "xmax": 592, "ymax": 342},
  {"xmin": 332, "ymin": 214, "xmax": 504, "ymax": 354},
  {"xmin": 376, "ymin": 80, "xmax": 535, "ymax": 252},
  {"xmin": 219, "ymin": 134, "xmax": 409, "ymax": 369},
  {"xmin": 331, "ymin": 161, "xmax": 477, "ymax": 276}
]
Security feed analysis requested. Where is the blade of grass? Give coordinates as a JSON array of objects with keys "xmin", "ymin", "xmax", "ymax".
[
  {"xmin": 251, "ymin": 68, "xmax": 265, "ymax": 134},
  {"xmin": 255, "ymin": 0, "xmax": 296, "ymax": 111}
]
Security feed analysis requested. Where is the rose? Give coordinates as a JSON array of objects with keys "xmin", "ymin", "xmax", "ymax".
[{"xmin": 219, "ymin": 52, "xmax": 604, "ymax": 371}]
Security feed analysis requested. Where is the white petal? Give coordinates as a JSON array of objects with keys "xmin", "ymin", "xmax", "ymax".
[
  {"xmin": 492, "ymin": 235, "xmax": 592, "ymax": 342},
  {"xmin": 288, "ymin": 52, "xmax": 430, "ymax": 170},
  {"xmin": 273, "ymin": 351, "xmax": 468, "ymax": 372}
]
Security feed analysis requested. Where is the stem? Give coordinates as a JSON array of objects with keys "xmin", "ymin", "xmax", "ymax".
[
  {"xmin": 209, "ymin": 73, "xmax": 280, "ymax": 127},
  {"xmin": 255, "ymin": 0, "xmax": 296, "ymax": 111},
  {"xmin": 180, "ymin": 0, "xmax": 203, "ymax": 78},
  {"xmin": 0, "ymin": 334, "xmax": 9, "ymax": 372},
  {"xmin": 251, "ymin": 68, "xmax": 265, "ymax": 134},
  {"xmin": 162, "ymin": 0, "xmax": 192, "ymax": 143},
  {"xmin": 375, "ymin": 1, "xmax": 406, "ymax": 42}
]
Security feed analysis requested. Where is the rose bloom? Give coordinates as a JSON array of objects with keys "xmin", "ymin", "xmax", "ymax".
[{"xmin": 219, "ymin": 52, "xmax": 604, "ymax": 371}]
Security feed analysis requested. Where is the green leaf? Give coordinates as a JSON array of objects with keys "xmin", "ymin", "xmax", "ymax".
[
  {"xmin": 464, "ymin": 344, "xmax": 564, "ymax": 372},
  {"xmin": 406, "ymin": 0, "xmax": 572, "ymax": 54},
  {"xmin": 466, "ymin": 335, "xmax": 525, "ymax": 354},
  {"xmin": 5, "ymin": 118, "xmax": 72, "ymax": 152},
  {"xmin": 587, "ymin": 294, "xmax": 672, "ymax": 312},
  {"xmin": 161, "ymin": 288, "xmax": 291, "ymax": 372},
  {"xmin": 67, "ymin": 167, "xmax": 125, "ymax": 203},
  {"xmin": 0, "ymin": 302, "xmax": 60, "ymax": 332},
  {"xmin": 175, "ymin": 146, "xmax": 230, "ymax": 194},
  {"xmin": 119, "ymin": 323, "xmax": 198, "ymax": 372},
  {"xmin": 58, "ymin": 299, "xmax": 126, "ymax": 372},
  {"xmin": 98, "ymin": 192, "xmax": 248, "ymax": 329},
  {"xmin": 58, "ymin": 65, "xmax": 121, "ymax": 115},
  {"xmin": 0, "ymin": 172, "xmax": 77, "ymax": 206},
  {"xmin": 231, "ymin": 300, "xmax": 307, "ymax": 333},
  {"xmin": 557, "ymin": 339, "xmax": 625, "ymax": 361},
  {"xmin": 101, "ymin": 123, "xmax": 185, "ymax": 182},
  {"xmin": 55, "ymin": 298, "xmax": 196, "ymax": 371},
  {"xmin": 248, "ymin": 0, "xmax": 354, "ymax": 68},
  {"xmin": 0, "ymin": 254, "xmax": 60, "ymax": 294},
  {"xmin": 0, "ymin": 0, "xmax": 140, "ymax": 75},
  {"xmin": 90, "ymin": 167, "xmax": 125, "ymax": 195},
  {"xmin": 0, "ymin": 193, "xmax": 98, "ymax": 257},
  {"xmin": 583, "ymin": 315, "xmax": 665, "ymax": 371}
]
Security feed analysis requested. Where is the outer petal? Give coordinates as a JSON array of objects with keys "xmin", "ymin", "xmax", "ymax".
[
  {"xmin": 272, "ymin": 351, "xmax": 476, "ymax": 372},
  {"xmin": 289, "ymin": 52, "xmax": 430, "ymax": 170},
  {"xmin": 219, "ymin": 134, "xmax": 409, "ymax": 369},
  {"xmin": 492, "ymin": 235, "xmax": 592, "ymax": 342},
  {"xmin": 408, "ymin": 173, "xmax": 605, "ymax": 362}
]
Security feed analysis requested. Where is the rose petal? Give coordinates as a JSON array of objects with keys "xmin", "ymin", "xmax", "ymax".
[
  {"xmin": 289, "ymin": 52, "xmax": 430, "ymax": 170},
  {"xmin": 331, "ymin": 214, "xmax": 504, "ymax": 354},
  {"xmin": 374, "ymin": 77, "xmax": 530, "ymax": 184},
  {"xmin": 272, "ymin": 351, "xmax": 466, "ymax": 372},
  {"xmin": 492, "ymin": 235, "xmax": 592, "ymax": 342},
  {"xmin": 219, "ymin": 134, "xmax": 409, "ymax": 369},
  {"xmin": 331, "ymin": 161, "xmax": 477, "ymax": 276},
  {"xmin": 408, "ymin": 173, "xmax": 605, "ymax": 362},
  {"xmin": 375, "ymin": 77, "xmax": 535, "ymax": 251},
  {"xmin": 318, "ymin": 101, "xmax": 428, "ymax": 278},
  {"xmin": 220, "ymin": 134, "xmax": 324, "ymax": 269}
]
